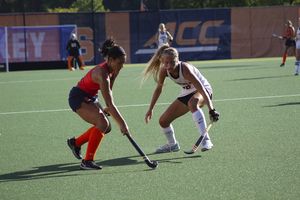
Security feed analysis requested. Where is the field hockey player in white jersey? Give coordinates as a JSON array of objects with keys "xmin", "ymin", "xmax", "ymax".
[
  {"xmin": 157, "ymin": 23, "xmax": 173, "ymax": 49},
  {"xmin": 295, "ymin": 18, "xmax": 300, "ymax": 76},
  {"xmin": 141, "ymin": 45, "xmax": 219, "ymax": 153}
]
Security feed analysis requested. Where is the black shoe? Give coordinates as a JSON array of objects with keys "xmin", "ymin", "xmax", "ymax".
[
  {"xmin": 80, "ymin": 159, "xmax": 102, "ymax": 170},
  {"xmin": 280, "ymin": 63, "xmax": 285, "ymax": 67},
  {"xmin": 295, "ymin": 73, "xmax": 298, "ymax": 76},
  {"xmin": 67, "ymin": 137, "xmax": 82, "ymax": 159}
]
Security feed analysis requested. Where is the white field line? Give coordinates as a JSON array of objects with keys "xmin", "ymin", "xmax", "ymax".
[
  {"xmin": 1, "ymin": 94, "xmax": 299, "ymax": 115},
  {"xmin": 0, "ymin": 78, "xmax": 79, "ymax": 84},
  {"xmin": 0, "ymin": 74, "xmax": 139, "ymax": 84}
]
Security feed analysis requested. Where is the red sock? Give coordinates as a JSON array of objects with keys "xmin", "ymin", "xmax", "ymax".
[
  {"xmin": 283, "ymin": 54, "xmax": 287, "ymax": 64},
  {"xmin": 75, "ymin": 126, "xmax": 95, "ymax": 147},
  {"xmin": 84, "ymin": 128, "xmax": 104, "ymax": 161}
]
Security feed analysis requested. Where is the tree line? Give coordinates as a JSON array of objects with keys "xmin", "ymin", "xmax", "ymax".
[{"xmin": 0, "ymin": 0, "xmax": 299, "ymax": 13}]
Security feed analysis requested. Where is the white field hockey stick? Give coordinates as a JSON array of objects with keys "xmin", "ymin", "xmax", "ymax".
[
  {"xmin": 272, "ymin": 34, "xmax": 286, "ymax": 39},
  {"xmin": 184, "ymin": 120, "xmax": 214, "ymax": 154}
]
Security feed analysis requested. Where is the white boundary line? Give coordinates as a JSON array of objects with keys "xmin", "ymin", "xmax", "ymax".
[
  {"xmin": 212, "ymin": 94, "xmax": 300, "ymax": 102},
  {"xmin": 1, "ymin": 94, "xmax": 299, "ymax": 115},
  {"xmin": 0, "ymin": 78, "xmax": 80, "ymax": 84},
  {"xmin": 0, "ymin": 74, "xmax": 139, "ymax": 84}
]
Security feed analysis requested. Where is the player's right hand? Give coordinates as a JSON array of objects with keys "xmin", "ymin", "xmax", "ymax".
[
  {"xmin": 145, "ymin": 110, "xmax": 153, "ymax": 124},
  {"xmin": 120, "ymin": 124, "xmax": 131, "ymax": 137}
]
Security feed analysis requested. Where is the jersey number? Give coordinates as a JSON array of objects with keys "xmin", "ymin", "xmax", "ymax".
[{"xmin": 183, "ymin": 85, "xmax": 191, "ymax": 90}]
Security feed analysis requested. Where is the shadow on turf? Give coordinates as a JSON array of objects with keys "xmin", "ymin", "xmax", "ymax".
[
  {"xmin": 0, "ymin": 162, "xmax": 80, "ymax": 182},
  {"xmin": 0, "ymin": 154, "xmax": 201, "ymax": 182},
  {"xmin": 99, "ymin": 153, "xmax": 202, "ymax": 168},
  {"xmin": 264, "ymin": 102, "xmax": 300, "ymax": 107},
  {"xmin": 228, "ymin": 75, "xmax": 293, "ymax": 81}
]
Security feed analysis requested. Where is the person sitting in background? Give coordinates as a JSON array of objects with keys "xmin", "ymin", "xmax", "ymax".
[{"xmin": 66, "ymin": 33, "xmax": 85, "ymax": 71}]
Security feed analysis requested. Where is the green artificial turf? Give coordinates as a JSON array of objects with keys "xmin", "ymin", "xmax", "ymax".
[{"xmin": 0, "ymin": 57, "xmax": 299, "ymax": 199}]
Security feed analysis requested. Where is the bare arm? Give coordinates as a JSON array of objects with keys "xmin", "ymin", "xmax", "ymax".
[
  {"xmin": 166, "ymin": 31, "xmax": 173, "ymax": 41},
  {"xmin": 145, "ymin": 68, "xmax": 167, "ymax": 124},
  {"xmin": 92, "ymin": 67, "xmax": 129, "ymax": 135},
  {"xmin": 290, "ymin": 27, "xmax": 295, "ymax": 40},
  {"xmin": 181, "ymin": 63, "xmax": 214, "ymax": 111}
]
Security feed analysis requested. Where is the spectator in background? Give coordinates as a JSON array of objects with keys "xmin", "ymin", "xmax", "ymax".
[
  {"xmin": 66, "ymin": 33, "xmax": 85, "ymax": 71},
  {"xmin": 278, "ymin": 20, "xmax": 296, "ymax": 67},
  {"xmin": 156, "ymin": 23, "xmax": 173, "ymax": 49}
]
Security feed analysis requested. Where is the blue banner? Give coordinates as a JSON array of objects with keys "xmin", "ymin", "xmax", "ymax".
[
  {"xmin": 59, "ymin": 13, "xmax": 106, "ymax": 66},
  {"xmin": 0, "ymin": 28, "xmax": 6, "ymax": 63},
  {"xmin": 130, "ymin": 9, "xmax": 231, "ymax": 63}
]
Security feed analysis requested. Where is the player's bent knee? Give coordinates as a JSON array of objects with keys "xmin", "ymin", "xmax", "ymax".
[
  {"xmin": 95, "ymin": 116, "xmax": 110, "ymax": 133},
  {"xmin": 187, "ymin": 99, "xmax": 198, "ymax": 112},
  {"xmin": 159, "ymin": 117, "xmax": 170, "ymax": 128}
]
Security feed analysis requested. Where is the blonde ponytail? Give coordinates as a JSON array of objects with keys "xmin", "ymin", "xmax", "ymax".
[{"xmin": 141, "ymin": 45, "xmax": 170, "ymax": 85}]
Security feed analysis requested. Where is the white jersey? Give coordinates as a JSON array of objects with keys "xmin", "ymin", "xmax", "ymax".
[
  {"xmin": 166, "ymin": 61, "xmax": 212, "ymax": 97},
  {"xmin": 296, "ymin": 27, "xmax": 300, "ymax": 49},
  {"xmin": 158, "ymin": 31, "xmax": 168, "ymax": 48}
]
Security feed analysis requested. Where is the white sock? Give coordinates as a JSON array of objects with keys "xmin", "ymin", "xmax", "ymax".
[
  {"xmin": 192, "ymin": 109, "xmax": 210, "ymax": 140},
  {"xmin": 160, "ymin": 124, "xmax": 177, "ymax": 145},
  {"xmin": 295, "ymin": 60, "xmax": 299, "ymax": 74}
]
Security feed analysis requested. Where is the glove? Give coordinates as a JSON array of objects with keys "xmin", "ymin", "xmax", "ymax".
[
  {"xmin": 209, "ymin": 109, "xmax": 219, "ymax": 121},
  {"xmin": 169, "ymin": 38, "xmax": 173, "ymax": 42}
]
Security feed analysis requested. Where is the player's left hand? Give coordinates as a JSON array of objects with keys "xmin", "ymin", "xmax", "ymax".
[
  {"xmin": 209, "ymin": 109, "xmax": 219, "ymax": 122},
  {"xmin": 145, "ymin": 109, "xmax": 153, "ymax": 124},
  {"xmin": 104, "ymin": 106, "xmax": 110, "ymax": 115}
]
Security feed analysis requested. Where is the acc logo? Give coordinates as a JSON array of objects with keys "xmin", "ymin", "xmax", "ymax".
[{"xmin": 135, "ymin": 20, "xmax": 224, "ymax": 54}]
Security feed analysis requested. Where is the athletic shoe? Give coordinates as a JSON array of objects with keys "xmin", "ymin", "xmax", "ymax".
[
  {"xmin": 67, "ymin": 137, "xmax": 82, "ymax": 159},
  {"xmin": 295, "ymin": 73, "xmax": 298, "ymax": 76},
  {"xmin": 201, "ymin": 139, "xmax": 213, "ymax": 152},
  {"xmin": 80, "ymin": 159, "xmax": 102, "ymax": 170},
  {"xmin": 280, "ymin": 63, "xmax": 285, "ymax": 67},
  {"xmin": 155, "ymin": 142, "xmax": 180, "ymax": 153},
  {"xmin": 80, "ymin": 66, "xmax": 85, "ymax": 70}
]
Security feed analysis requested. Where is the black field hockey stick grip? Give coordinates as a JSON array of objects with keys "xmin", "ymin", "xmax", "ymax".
[{"xmin": 126, "ymin": 134, "xmax": 158, "ymax": 169}]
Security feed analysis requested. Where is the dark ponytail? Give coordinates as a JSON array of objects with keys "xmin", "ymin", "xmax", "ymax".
[{"xmin": 99, "ymin": 37, "xmax": 126, "ymax": 60}]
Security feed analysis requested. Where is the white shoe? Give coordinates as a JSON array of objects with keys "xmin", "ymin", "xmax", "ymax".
[
  {"xmin": 156, "ymin": 142, "xmax": 180, "ymax": 153},
  {"xmin": 201, "ymin": 139, "xmax": 213, "ymax": 152}
]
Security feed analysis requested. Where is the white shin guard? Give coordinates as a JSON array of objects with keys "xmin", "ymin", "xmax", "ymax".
[
  {"xmin": 192, "ymin": 109, "xmax": 210, "ymax": 140},
  {"xmin": 160, "ymin": 124, "xmax": 177, "ymax": 145}
]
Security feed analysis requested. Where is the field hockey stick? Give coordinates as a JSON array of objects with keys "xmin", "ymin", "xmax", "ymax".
[
  {"xmin": 106, "ymin": 110, "xmax": 158, "ymax": 169},
  {"xmin": 272, "ymin": 34, "xmax": 286, "ymax": 39},
  {"xmin": 125, "ymin": 134, "xmax": 158, "ymax": 169},
  {"xmin": 184, "ymin": 120, "xmax": 214, "ymax": 154}
]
